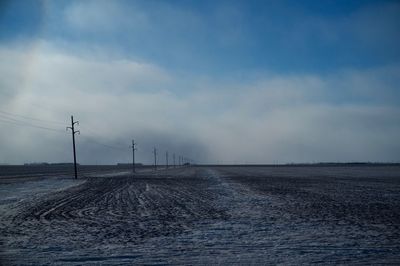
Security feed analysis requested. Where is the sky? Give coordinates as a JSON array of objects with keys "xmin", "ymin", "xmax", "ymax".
[{"xmin": 0, "ymin": 0, "xmax": 399, "ymax": 164}]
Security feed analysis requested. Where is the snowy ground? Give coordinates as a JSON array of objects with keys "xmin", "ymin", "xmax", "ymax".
[{"xmin": 1, "ymin": 165, "xmax": 399, "ymax": 264}]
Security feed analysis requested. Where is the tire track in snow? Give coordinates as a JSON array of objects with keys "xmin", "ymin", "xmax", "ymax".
[{"xmin": 2, "ymin": 170, "xmax": 228, "ymax": 262}]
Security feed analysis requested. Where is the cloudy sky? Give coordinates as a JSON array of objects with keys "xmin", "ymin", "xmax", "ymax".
[{"xmin": 1, "ymin": 0, "xmax": 399, "ymax": 164}]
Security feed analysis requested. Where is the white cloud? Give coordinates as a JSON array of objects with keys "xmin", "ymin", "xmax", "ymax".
[
  {"xmin": 288, "ymin": 1, "xmax": 400, "ymax": 53},
  {"xmin": 64, "ymin": 0, "xmax": 149, "ymax": 33},
  {"xmin": 0, "ymin": 42, "xmax": 399, "ymax": 164}
]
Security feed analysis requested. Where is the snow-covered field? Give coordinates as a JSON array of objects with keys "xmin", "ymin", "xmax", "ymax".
[{"xmin": 1, "ymin": 165, "xmax": 399, "ymax": 264}]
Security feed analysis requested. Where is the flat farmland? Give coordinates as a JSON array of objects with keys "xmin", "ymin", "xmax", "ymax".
[{"xmin": 1, "ymin": 165, "xmax": 399, "ymax": 264}]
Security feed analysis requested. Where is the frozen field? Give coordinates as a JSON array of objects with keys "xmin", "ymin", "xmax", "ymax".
[{"xmin": 1, "ymin": 165, "xmax": 400, "ymax": 264}]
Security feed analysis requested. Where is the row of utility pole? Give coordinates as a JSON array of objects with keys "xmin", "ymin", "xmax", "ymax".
[
  {"xmin": 67, "ymin": 115, "xmax": 193, "ymax": 179},
  {"xmin": 152, "ymin": 147, "xmax": 192, "ymax": 171}
]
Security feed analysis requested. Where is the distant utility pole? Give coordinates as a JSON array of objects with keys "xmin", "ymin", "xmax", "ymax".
[
  {"xmin": 66, "ymin": 115, "xmax": 79, "ymax": 179},
  {"xmin": 131, "ymin": 139, "xmax": 137, "ymax": 174},
  {"xmin": 153, "ymin": 147, "xmax": 157, "ymax": 171},
  {"xmin": 166, "ymin": 151, "xmax": 169, "ymax": 169},
  {"xmin": 173, "ymin": 153, "xmax": 176, "ymax": 168}
]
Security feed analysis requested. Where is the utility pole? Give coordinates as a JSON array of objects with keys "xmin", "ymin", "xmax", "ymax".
[
  {"xmin": 173, "ymin": 153, "xmax": 176, "ymax": 168},
  {"xmin": 67, "ymin": 115, "xmax": 79, "ymax": 179},
  {"xmin": 153, "ymin": 147, "xmax": 157, "ymax": 171},
  {"xmin": 131, "ymin": 140, "xmax": 137, "ymax": 174},
  {"xmin": 166, "ymin": 151, "xmax": 169, "ymax": 169}
]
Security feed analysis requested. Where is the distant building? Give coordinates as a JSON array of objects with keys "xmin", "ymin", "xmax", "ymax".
[
  {"xmin": 51, "ymin": 163, "xmax": 78, "ymax": 166},
  {"xmin": 23, "ymin": 162, "xmax": 79, "ymax": 166},
  {"xmin": 24, "ymin": 162, "xmax": 49, "ymax": 166}
]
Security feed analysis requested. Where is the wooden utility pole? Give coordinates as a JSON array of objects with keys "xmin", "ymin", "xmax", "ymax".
[
  {"xmin": 131, "ymin": 140, "xmax": 137, "ymax": 174},
  {"xmin": 166, "ymin": 151, "xmax": 169, "ymax": 169},
  {"xmin": 67, "ymin": 115, "xmax": 79, "ymax": 179},
  {"xmin": 153, "ymin": 147, "xmax": 157, "ymax": 171},
  {"xmin": 173, "ymin": 153, "xmax": 176, "ymax": 168}
]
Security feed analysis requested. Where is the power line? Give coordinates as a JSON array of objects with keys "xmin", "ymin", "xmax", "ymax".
[
  {"xmin": 0, "ymin": 113, "xmax": 127, "ymax": 152},
  {"xmin": 80, "ymin": 135, "xmax": 127, "ymax": 151},
  {"xmin": 79, "ymin": 125, "xmax": 127, "ymax": 150},
  {"xmin": 0, "ymin": 110, "xmax": 66, "ymax": 125},
  {"xmin": 0, "ymin": 111, "xmax": 198, "ymax": 167},
  {"xmin": 0, "ymin": 116, "xmax": 128, "ymax": 151},
  {"xmin": 0, "ymin": 117, "xmax": 67, "ymax": 133}
]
